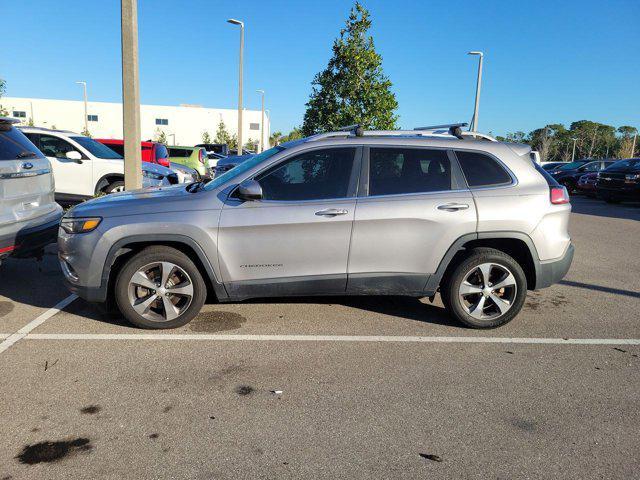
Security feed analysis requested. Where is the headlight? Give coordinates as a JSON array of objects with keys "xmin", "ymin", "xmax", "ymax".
[
  {"xmin": 60, "ymin": 217, "xmax": 102, "ymax": 234},
  {"xmin": 142, "ymin": 170, "xmax": 164, "ymax": 181},
  {"xmin": 625, "ymin": 174, "xmax": 640, "ymax": 181}
]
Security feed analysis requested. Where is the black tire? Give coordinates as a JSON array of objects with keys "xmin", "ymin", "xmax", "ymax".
[
  {"xmin": 104, "ymin": 180, "xmax": 125, "ymax": 194},
  {"xmin": 114, "ymin": 246, "xmax": 207, "ymax": 329},
  {"xmin": 441, "ymin": 248, "xmax": 527, "ymax": 329}
]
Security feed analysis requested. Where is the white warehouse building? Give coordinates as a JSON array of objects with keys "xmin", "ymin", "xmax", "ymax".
[{"xmin": 2, "ymin": 97, "xmax": 270, "ymax": 148}]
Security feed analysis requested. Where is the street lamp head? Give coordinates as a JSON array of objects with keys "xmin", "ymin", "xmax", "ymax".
[
  {"xmin": 227, "ymin": 18, "xmax": 243, "ymax": 26},
  {"xmin": 256, "ymin": 89, "xmax": 264, "ymax": 95},
  {"xmin": 468, "ymin": 51, "xmax": 483, "ymax": 57},
  {"xmin": 75, "ymin": 81, "xmax": 86, "ymax": 85}
]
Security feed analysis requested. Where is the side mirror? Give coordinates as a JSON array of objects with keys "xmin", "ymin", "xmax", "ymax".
[
  {"xmin": 65, "ymin": 151, "xmax": 83, "ymax": 163},
  {"xmin": 235, "ymin": 179, "xmax": 263, "ymax": 201}
]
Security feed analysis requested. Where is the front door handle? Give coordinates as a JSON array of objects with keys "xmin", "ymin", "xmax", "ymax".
[
  {"xmin": 437, "ymin": 203, "xmax": 469, "ymax": 212},
  {"xmin": 315, "ymin": 208, "xmax": 348, "ymax": 217}
]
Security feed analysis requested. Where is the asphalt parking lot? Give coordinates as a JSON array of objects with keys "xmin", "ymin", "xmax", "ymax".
[{"xmin": 0, "ymin": 196, "xmax": 638, "ymax": 479}]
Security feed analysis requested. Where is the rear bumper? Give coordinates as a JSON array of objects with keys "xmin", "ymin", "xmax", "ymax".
[
  {"xmin": 535, "ymin": 243, "xmax": 574, "ymax": 289},
  {"xmin": 0, "ymin": 212, "xmax": 62, "ymax": 259}
]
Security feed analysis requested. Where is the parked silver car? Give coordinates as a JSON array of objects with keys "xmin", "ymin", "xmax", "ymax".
[
  {"xmin": 58, "ymin": 125, "xmax": 573, "ymax": 329},
  {"xmin": 0, "ymin": 118, "xmax": 62, "ymax": 263}
]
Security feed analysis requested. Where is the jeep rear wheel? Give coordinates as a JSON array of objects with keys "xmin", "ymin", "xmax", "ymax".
[
  {"xmin": 115, "ymin": 246, "xmax": 207, "ymax": 329},
  {"xmin": 441, "ymin": 248, "xmax": 527, "ymax": 329}
]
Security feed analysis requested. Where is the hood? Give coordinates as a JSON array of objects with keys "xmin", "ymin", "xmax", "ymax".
[
  {"xmin": 66, "ymin": 183, "xmax": 198, "ymax": 218},
  {"xmin": 217, "ymin": 153, "xmax": 254, "ymax": 167},
  {"xmin": 142, "ymin": 161, "xmax": 173, "ymax": 176}
]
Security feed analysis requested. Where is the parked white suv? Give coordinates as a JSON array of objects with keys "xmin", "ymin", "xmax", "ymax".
[
  {"xmin": 0, "ymin": 118, "xmax": 62, "ymax": 263},
  {"xmin": 20, "ymin": 127, "xmax": 178, "ymax": 203}
]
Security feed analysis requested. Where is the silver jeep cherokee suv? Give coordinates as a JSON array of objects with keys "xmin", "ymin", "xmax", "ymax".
[{"xmin": 59, "ymin": 125, "xmax": 573, "ymax": 329}]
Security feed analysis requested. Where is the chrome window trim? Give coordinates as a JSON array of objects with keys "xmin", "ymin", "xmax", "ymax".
[{"xmin": 357, "ymin": 188, "xmax": 472, "ymax": 201}]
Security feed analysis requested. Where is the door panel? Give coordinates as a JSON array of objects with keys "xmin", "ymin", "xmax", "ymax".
[
  {"xmin": 218, "ymin": 146, "xmax": 360, "ymax": 299},
  {"xmin": 347, "ymin": 146, "xmax": 477, "ymax": 294},
  {"xmin": 34, "ymin": 134, "xmax": 93, "ymax": 196}
]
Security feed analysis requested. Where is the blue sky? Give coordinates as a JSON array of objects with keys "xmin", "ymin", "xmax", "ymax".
[{"xmin": 2, "ymin": 0, "xmax": 639, "ymax": 136}]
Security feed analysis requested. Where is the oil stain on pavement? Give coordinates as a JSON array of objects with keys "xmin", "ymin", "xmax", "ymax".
[
  {"xmin": 79, "ymin": 405, "xmax": 101, "ymax": 415},
  {"xmin": 15, "ymin": 438, "xmax": 93, "ymax": 465},
  {"xmin": 189, "ymin": 311, "xmax": 246, "ymax": 333}
]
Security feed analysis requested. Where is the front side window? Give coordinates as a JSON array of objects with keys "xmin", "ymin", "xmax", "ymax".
[
  {"xmin": 369, "ymin": 148, "xmax": 451, "ymax": 196},
  {"xmin": 456, "ymin": 150, "xmax": 512, "ymax": 187},
  {"xmin": 255, "ymin": 148, "xmax": 356, "ymax": 201},
  {"xmin": 38, "ymin": 135, "xmax": 82, "ymax": 159}
]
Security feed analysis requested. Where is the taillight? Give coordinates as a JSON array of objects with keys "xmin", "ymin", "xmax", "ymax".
[
  {"xmin": 199, "ymin": 150, "xmax": 205, "ymax": 164},
  {"xmin": 550, "ymin": 186, "xmax": 570, "ymax": 205},
  {"xmin": 158, "ymin": 158, "xmax": 170, "ymax": 168}
]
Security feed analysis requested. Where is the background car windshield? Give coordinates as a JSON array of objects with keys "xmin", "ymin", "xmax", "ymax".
[
  {"xmin": 0, "ymin": 127, "xmax": 45, "ymax": 160},
  {"xmin": 71, "ymin": 136, "xmax": 123, "ymax": 159},
  {"xmin": 558, "ymin": 161, "xmax": 584, "ymax": 170},
  {"xmin": 204, "ymin": 146, "xmax": 285, "ymax": 191},
  {"xmin": 606, "ymin": 159, "xmax": 640, "ymax": 170}
]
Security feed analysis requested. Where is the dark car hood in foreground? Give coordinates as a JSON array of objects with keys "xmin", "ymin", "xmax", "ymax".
[{"xmin": 67, "ymin": 184, "xmax": 207, "ymax": 218}]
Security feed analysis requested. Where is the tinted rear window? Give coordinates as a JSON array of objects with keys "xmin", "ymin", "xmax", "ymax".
[
  {"xmin": 168, "ymin": 147, "xmax": 191, "ymax": 158},
  {"xmin": 0, "ymin": 127, "xmax": 45, "ymax": 161},
  {"xmin": 456, "ymin": 150, "xmax": 512, "ymax": 187}
]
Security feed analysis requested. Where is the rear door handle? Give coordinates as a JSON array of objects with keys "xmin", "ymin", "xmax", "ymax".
[
  {"xmin": 437, "ymin": 203, "xmax": 469, "ymax": 211},
  {"xmin": 315, "ymin": 208, "xmax": 348, "ymax": 217}
]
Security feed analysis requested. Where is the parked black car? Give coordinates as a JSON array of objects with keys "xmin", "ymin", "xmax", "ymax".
[
  {"xmin": 549, "ymin": 160, "xmax": 613, "ymax": 193},
  {"xmin": 596, "ymin": 158, "xmax": 640, "ymax": 203}
]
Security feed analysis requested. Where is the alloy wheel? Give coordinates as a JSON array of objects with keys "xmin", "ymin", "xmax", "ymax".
[
  {"xmin": 127, "ymin": 261, "xmax": 194, "ymax": 322},
  {"xmin": 458, "ymin": 263, "xmax": 517, "ymax": 320}
]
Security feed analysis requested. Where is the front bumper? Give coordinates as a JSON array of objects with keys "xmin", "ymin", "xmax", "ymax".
[
  {"xmin": 535, "ymin": 243, "xmax": 574, "ymax": 289},
  {"xmin": 596, "ymin": 184, "xmax": 640, "ymax": 200},
  {"xmin": 0, "ymin": 211, "xmax": 62, "ymax": 259}
]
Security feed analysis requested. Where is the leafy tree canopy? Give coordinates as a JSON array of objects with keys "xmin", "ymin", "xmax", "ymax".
[{"xmin": 301, "ymin": 2, "xmax": 398, "ymax": 136}]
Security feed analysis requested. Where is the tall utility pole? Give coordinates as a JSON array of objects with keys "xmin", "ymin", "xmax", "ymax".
[
  {"xmin": 121, "ymin": 0, "xmax": 142, "ymax": 190},
  {"xmin": 571, "ymin": 138, "xmax": 578, "ymax": 161},
  {"xmin": 75, "ymin": 81, "xmax": 88, "ymax": 133},
  {"xmin": 467, "ymin": 51, "xmax": 483, "ymax": 132},
  {"xmin": 228, "ymin": 18, "xmax": 244, "ymax": 155},
  {"xmin": 256, "ymin": 89, "xmax": 265, "ymax": 152},
  {"xmin": 632, "ymin": 133, "xmax": 637, "ymax": 158}
]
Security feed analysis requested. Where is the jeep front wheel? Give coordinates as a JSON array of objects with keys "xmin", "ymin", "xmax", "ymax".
[
  {"xmin": 115, "ymin": 246, "xmax": 207, "ymax": 329},
  {"xmin": 441, "ymin": 248, "xmax": 527, "ymax": 329}
]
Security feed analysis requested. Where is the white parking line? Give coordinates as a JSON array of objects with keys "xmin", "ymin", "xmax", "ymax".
[
  {"xmin": 21, "ymin": 333, "xmax": 640, "ymax": 346},
  {"xmin": 0, "ymin": 294, "xmax": 77, "ymax": 355}
]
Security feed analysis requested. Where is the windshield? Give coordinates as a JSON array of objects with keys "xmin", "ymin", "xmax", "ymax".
[
  {"xmin": 71, "ymin": 136, "xmax": 123, "ymax": 159},
  {"xmin": 204, "ymin": 146, "xmax": 286, "ymax": 191},
  {"xmin": 606, "ymin": 159, "xmax": 640, "ymax": 170},
  {"xmin": 557, "ymin": 161, "xmax": 585, "ymax": 171}
]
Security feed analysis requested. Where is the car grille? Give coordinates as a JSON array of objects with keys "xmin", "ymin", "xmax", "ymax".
[{"xmin": 167, "ymin": 173, "xmax": 179, "ymax": 185}]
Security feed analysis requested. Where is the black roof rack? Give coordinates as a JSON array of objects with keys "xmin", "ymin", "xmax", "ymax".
[
  {"xmin": 336, "ymin": 124, "xmax": 364, "ymax": 137},
  {"xmin": 413, "ymin": 123, "xmax": 468, "ymax": 139}
]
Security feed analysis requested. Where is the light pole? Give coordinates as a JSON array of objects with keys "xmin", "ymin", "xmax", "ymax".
[
  {"xmin": 168, "ymin": 133, "xmax": 176, "ymax": 145},
  {"xmin": 121, "ymin": 0, "xmax": 142, "ymax": 190},
  {"xmin": 571, "ymin": 138, "xmax": 578, "ymax": 161},
  {"xmin": 228, "ymin": 18, "xmax": 244, "ymax": 155},
  {"xmin": 467, "ymin": 51, "xmax": 483, "ymax": 132},
  {"xmin": 632, "ymin": 133, "xmax": 637, "ymax": 158},
  {"xmin": 75, "ymin": 81, "xmax": 88, "ymax": 133},
  {"xmin": 256, "ymin": 89, "xmax": 265, "ymax": 152}
]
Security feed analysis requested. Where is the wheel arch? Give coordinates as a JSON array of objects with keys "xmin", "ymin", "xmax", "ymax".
[
  {"xmin": 95, "ymin": 173, "xmax": 124, "ymax": 195},
  {"xmin": 102, "ymin": 234, "xmax": 227, "ymax": 304},
  {"xmin": 426, "ymin": 232, "xmax": 540, "ymax": 293}
]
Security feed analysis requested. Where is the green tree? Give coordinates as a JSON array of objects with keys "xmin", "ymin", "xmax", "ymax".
[
  {"xmin": 244, "ymin": 139, "xmax": 258, "ymax": 152},
  {"xmin": 280, "ymin": 127, "xmax": 304, "ymax": 143},
  {"xmin": 215, "ymin": 120, "xmax": 231, "ymax": 146},
  {"xmin": 301, "ymin": 2, "xmax": 398, "ymax": 136},
  {"xmin": 269, "ymin": 131, "xmax": 283, "ymax": 147},
  {"xmin": 228, "ymin": 134, "xmax": 238, "ymax": 150},
  {"xmin": 0, "ymin": 78, "xmax": 8, "ymax": 116},
  {"xmin": 201, "ymin": 131, "xmax": 212, "ymax": 144},
  {"xmin": 154, "ymin": 129, "xmax": 167, "ymax": 144}
]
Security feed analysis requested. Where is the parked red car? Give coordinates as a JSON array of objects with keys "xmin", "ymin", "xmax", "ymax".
[
  {"xmin": 95, "ymin": 139, "xmax": 171, "ymax": 168},
  {"xmin": 577, "ymin": 172, "xmax": 598, "ymax": 197}
]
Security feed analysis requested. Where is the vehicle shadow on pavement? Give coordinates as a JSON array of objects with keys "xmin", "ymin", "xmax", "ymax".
[
  {"xmin": 242, "ymin": 295, "xmax": 459, "ymax": 328},
  {"xmin": 559, "ymin": 280, "xmax": 640, "ymax": 299},
  {"xmin": 570, "ymin": 196, "xmax": 640, "ymax": 221},
  {"xmin": 0, "ymin": 251, "xmax": 69, "ymax": 309},
  {"xmin": 62, "ymin": 295, "xmax": 459, "ymax": 329}
]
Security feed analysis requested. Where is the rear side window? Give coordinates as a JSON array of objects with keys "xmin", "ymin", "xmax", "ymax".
[
  {"xmin": 104, "ymin": 143, "xmax": 125, "ymax": 156},
  {"xmin": 369, "ymin": 148, "xmax": 451, "ymax": 196},
  {"xmin": 256, "ymin": 148, "xmax": 356, "ymax": 201},
  {"xmin": 456, "ymin": 150, "xmax": 512, "ymax": 187},
  {"xmin": 0, "ymin": 127, "xmax": 45, "ymax": 161},
  {"xmin": 155, "ymin": 144, "xmax": 169, "ymax": 160}
]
